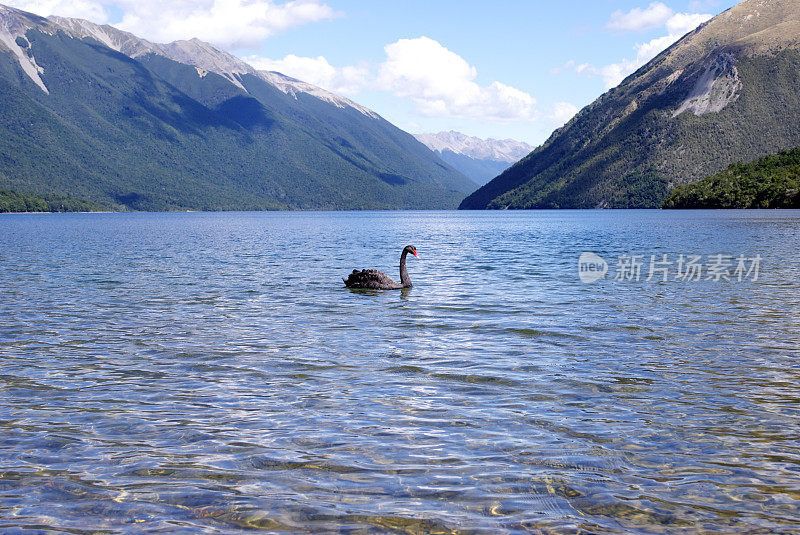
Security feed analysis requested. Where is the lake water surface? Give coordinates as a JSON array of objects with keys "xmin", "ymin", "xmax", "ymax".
[{"xmin": 1, "ymin": 210, "xmax": 799, "ymax": 533}]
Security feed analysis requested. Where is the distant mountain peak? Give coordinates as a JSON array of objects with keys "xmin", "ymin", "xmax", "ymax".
[
  {"xmin": 412, "ymin": 131, "xmax": 534, "ymax": 186},
  {"xmin": 414, "ymin": 131, "xmax": 534, "ymax": 163}
]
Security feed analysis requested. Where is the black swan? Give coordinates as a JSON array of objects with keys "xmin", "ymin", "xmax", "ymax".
[{"xmin": 343, "ymin": 245, "xmax": 419, "ymax": 289}]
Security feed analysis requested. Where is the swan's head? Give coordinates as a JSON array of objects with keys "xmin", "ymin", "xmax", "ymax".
[{"xmin": 404, "ymin": 245, "xmax": 419, "ymax": 258}]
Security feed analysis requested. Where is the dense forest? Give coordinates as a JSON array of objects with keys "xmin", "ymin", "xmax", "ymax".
[
  {"xmin": 0, "ymin": 189, "xmax": 108, "ymax": 212},
  {"xmin": 663, "ymin": 148, "xmax": 800, "ymax": 208},
  {"xmin": 0, "ymin": 18, "xmax": 473, "ymax": 212}
]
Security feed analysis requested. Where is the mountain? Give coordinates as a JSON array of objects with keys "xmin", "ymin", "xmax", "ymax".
[
  {"xmin": 664, "ymin": 146, "xmax": 800, "ymax": 208},
  {"xmin": 460, "ymin": 0, "xmax": 800, "ymax": 209},
  {"xmin": 0, "ymin": 5, "xmax": 474, "ymax": 211},
  {"xmin": 414, "ymin": 131, "xmax": 533, "ymax": 186}
]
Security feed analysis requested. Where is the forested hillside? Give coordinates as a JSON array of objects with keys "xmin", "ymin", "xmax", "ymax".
[
  {"xmin": 460, "ymin": 0, "xmax": 800, "ymax": 209},
  {"xmin": 664, "ymin": 148, "xmax": 800, "ymax": 208},
  {"xmin": 0, "ymin": 5, "xmax": 474, "ymax": 211}
]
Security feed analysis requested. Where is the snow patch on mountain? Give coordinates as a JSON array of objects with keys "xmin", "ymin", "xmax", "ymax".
[{"xmin": 414, "ymin": 131, "xmax": 534, "ymax": 163}]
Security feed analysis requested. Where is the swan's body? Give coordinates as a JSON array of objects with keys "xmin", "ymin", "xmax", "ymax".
[{"xmin": 343, "ymin": 245, "xmax": 418, "ymax": 290}]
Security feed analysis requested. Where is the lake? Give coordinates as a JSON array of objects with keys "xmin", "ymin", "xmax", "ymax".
[{"xmin": 1, "ymin": 210, "xmax": 799, "ymax": 533}]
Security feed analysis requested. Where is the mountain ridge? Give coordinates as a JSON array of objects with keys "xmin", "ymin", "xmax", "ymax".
[
  {"xmin": 415, "ymin": 131, "xmax": 533, "ymax": 186},
  {"xmin": 1, "ymin": 6, "xmax": 378, "ymax": 116},
  {"xmin": 460, "ymin": 0, "xmax": 800, "ymax": 209},
  {"xmin": 0, "ymin": 3, "xmax": 474, "ymax": 210},
  {"xmin": 414, "ymin": 131, "xmax": 534, "ymax": 163}
]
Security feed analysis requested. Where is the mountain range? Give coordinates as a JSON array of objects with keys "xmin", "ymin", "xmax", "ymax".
[
  {"xmin": 414, "ymin": 131, "xmax": 533, "ymax": 186},
  {"xmin": 461, "ymin": 0, "xmax": 800, "ymax": 209},
  {"xmin": 0, "ymin": 4, "xmax": 475, "ymax": 211}
]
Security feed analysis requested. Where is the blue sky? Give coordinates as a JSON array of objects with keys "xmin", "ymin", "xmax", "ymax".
[{"xmin": 10, "ymin": 0, "xmax": 739, "ymax": 145}]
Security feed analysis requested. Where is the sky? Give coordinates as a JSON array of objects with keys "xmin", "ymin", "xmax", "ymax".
[{"xmin": 8, "ymin": 0, "xmax": 740, "ymax": 145}]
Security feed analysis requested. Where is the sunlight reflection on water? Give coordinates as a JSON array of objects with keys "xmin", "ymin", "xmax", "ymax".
[{"xmin": 1, "ymin": 210, "xmax": 799, "ymax": 533}]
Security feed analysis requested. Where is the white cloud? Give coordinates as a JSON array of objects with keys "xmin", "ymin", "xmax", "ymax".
[
  {"xmin": 10, "ymin": 2, "xmax": 542, "ymax": 127},
  {"xmin": 247, "ymin": 36, "xmax": 538, "ymax": 123},
  {"xmin": 245, "ymin": 54, "xmax": 368, "ymax": 95},
  {"xmin": 549, "ymin": 102, "xmax": 579, "ymax": 125},
  {"xmin": 597, "ymin": 59, "xmax": 636, "ymax": 88},
  {"xmin": 549, "ymin": 59, "xmax": 575, "ymax": 75},
  {"xmin": 666, "ymin": 11, "xmax": 712, "ymax": 35},
  {"xmin": 550, "ymin": 60, "xmax": 597, "ymax": 75},
  {"xmin": 574, "ymin": 62, "xmax": 596, "ymax": 75},
  {"xmin": 113, "ymin": 0, "xmax": 337, "ymax": 48},
  {"xmin": 606, "ymin": 2, "xmax": 674, "ymax": 33},
  {"xmin": 377, "ymin": 37, "xmax": 536, "ymax": 122},
  {"xmin": 562, "ymin": 8, "xmax": 713, "ymax": 89},
  {"xmin": 5, "ymin": 0, "xmax": 109, "ymax": 21},
  {"xmin": 602, "ymin": 10, "xmax": 712, "ymax": 87},
  {"xmin": 7, "ymin": 1, "xmax": 338, "ymax": 48}
]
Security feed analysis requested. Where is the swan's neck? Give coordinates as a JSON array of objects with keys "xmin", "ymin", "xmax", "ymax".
[{"xmin": 399, "ymin": 250, "xmax": 412, "ymax": 287}]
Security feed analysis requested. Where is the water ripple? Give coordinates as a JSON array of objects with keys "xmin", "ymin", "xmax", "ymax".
[{"xmin": 1, "ymin": 210, "xmax": 799, "ymax": 533}]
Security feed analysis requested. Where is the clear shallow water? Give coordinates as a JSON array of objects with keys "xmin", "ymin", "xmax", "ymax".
[{"xmin": 0, "ymin": 210, "xmax": 799, "ymax": 534}]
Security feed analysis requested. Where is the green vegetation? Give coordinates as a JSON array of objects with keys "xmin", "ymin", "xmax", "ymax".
[
  {"xmin": 459, "ymin": 0, "xmax": 800, "ymax": 209},
  {"xmin": 0, "ymin": 189, "xmax": 108, "ymax": 212},
  {"xmin": 664, "ymin": 148, "xmax": 800, "ymax": 208},
  {"xmin": 461, "ymin": 49, "xmax": 800, "ymax": 210},
  {"xmin": 0, "ymin": 29, "xmax": 473, "ymax": 212}
]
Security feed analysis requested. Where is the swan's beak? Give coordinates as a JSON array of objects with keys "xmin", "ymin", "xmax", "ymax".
[{"xmin": 413, "ymin": 251, "xmax": 419, "ymax": 258}]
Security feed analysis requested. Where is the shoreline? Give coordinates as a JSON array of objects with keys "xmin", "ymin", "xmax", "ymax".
[{"xmin": 3, "ymin": 207, "xmax": 800, "ymax": 215}]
